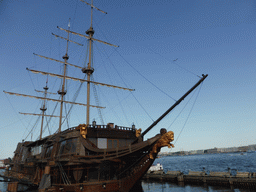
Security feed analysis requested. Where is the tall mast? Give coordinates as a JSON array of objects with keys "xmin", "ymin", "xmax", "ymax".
[
  {"xmin": 58, "ymin": 19, "xmax": 71, "ymax": 132},
  {"xmin": 39, "ymin": 82, "xmax": 48, "ymax": 139},
  {"xmin": 82, "ymin": 0, "xmax": 95, "ymax": 125},
  {"xmin": 4, "ymin": 1, "xmax": 125, "ymax": 140}
]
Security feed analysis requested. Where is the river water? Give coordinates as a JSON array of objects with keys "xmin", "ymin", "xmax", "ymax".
[
  {"xmin": 1, "ymin": 152, "xmax": 255, "ymax": 191},
  {"xmin": 142, "ymin": 152, "xmax": 256, "ymax": 192}
]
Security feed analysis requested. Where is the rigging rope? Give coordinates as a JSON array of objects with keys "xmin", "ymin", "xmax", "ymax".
[
  {"xmin": 41, "ymin": 99, "xmax": 59, "ymax": 137},
  {"xmin": 102, "ymin": 56, "xmax": 130, "ymax": 125},
  {"xmin": 62, "ymin": 79, "xmax": 85, "ymax": 126},
  {"xmin": 91, "ymin": 75, "xmax": 104, "ymax": 124},
  {"xmin": 91, "ymin": 42, "xmax": 130, "ymax": 124},
  {"xmin": 64, "ymin": 103, "xmax": 69, "ymax": 129},
  {"xmin": 166, "ymin": 86, "xmax": 198, "ymax": 132},
  {"xmin": 83, "ymin": 41, "xmax": 90, "ymax": 67},
  {"xmin": 71, "ymin": 0, "xmax": 79, "ymax": 38},
  {"xmin": 4, "ymin": 94, "xmax": 29, "ymax": 139},
  {"xmin": 130, "ymin": 92, "xmax": 154, "ymax": 122},
  {"xmin": 173, "ymin": 82, "xmax": 204, "ymax": 146},
  {"xmin": 97, "ymin": 87, "xmax": 122, "ymax": 122},
  {"xmin": 45, "ymin": 115, "xmax": 51, "ymax": 135},
  {"xmin": 57, "ymin": 162, "xmax": 71, "ymax": 185},
  {"xmin": 24, "ymin": 115, "xmax": 40, "ymax": 141},
  {"xmin": 94, "ymin": 42, "xmax": 154, "ymax": 124},
  {"xmin": 145, "ymin": 46, "xmax": 201, "ymax": 79},
  {"xmin": 114, "ymin": 49, "xmax": 177, "ymax": 101},
  {"xmin": 94, "ymin": 25, "xmax": 155, "ymax": 122}
]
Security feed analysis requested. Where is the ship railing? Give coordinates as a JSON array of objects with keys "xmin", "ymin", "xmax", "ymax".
[
  {"xmin": 88, "ymin": 124, "xmax": 135, "ymax": 132},
  {"xmin": 66, "ymin": 126, "xmax": 77, "ymax": 131},
  {"xmin": 63, "ymin": 125, "xmax": 136, "ymax": 132}
]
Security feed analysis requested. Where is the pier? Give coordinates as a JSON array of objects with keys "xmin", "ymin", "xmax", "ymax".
[{"xmin": 143, "ymin": 170, "xmax": 256, "ymax": 189}]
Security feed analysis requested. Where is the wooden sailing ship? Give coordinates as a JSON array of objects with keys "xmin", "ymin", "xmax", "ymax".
[{"xmin": 2, "ymin": 1, "xmax": 207, "ymax": 191}]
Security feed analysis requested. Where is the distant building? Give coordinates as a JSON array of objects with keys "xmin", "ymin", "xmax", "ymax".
[
  {"xmin": 204, "ymin": 147, "xmax": 220, "ymax": 154},
  {"xmin": 196, "ymin": 150, "xmax": 204, "ymax": 154},
  {"xmin": 238, "ymin": 146, "xmax": 248, "ymax": 152},
  {"xmin": 248, "ymin": 144, "xmax": 256, "ymax": 151},
  {"xmin": 219, "ymin": 147, "xmax": 238, "ymax": 153}
]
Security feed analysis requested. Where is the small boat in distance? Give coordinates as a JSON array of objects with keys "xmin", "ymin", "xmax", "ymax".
[
  {"xmin": 148, "ymin": 163, "xmax": 163, "ymax": 173},
  {"xmin": 2, "ymin": 1, "xmax": 207, "ymax": 191}
]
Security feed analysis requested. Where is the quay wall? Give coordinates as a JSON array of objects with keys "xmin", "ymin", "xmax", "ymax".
[{"xmin": 142, "ymin": 170, "xmax": 256, "ymax": 189}]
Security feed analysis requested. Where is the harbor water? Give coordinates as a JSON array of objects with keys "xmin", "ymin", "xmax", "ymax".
[
  {"xmin": 142, "ymin": 152, "xmax": 256, "ymax": 192},
  {"xmin": 1, "ymin": 152, "xmax": 255, "ymax": 191}
]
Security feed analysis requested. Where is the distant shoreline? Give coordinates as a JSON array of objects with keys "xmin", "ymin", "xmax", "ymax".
[{"xmin": 159, "ymin": 144, "xmax": 256, "ymax": 156}]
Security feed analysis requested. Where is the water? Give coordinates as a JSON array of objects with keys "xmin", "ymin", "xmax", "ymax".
[
  {"xmin": 0, "ymin": 169, "xmax": 7, "ymax": 191},
  {"xmin": 142, "ymin": 181, "xmax": 251, "ymax": 192},
  {"xmin": 142, "ymin": 152, "xmax": 256, "ymax": 192},
  {"xmin": 155, "ymin": 152, "xmax": 256, "ymax": 174},
  {"xmin": 1, "ymin": 152, "xmax": 255, "ymax": 191}
]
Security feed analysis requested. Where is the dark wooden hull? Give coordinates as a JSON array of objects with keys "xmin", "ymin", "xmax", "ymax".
[
  {"xmin": 44, "ymin": 153, "xmax": 157, "ymax": 192},
  {"xmin": 4, "ymin": 127, "xmax": 165, "ymax": 192}
]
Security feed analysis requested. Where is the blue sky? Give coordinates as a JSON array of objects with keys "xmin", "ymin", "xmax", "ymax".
[{"xmin": 1, "ymin": 0, "xmax": 256, "ymax": 159}]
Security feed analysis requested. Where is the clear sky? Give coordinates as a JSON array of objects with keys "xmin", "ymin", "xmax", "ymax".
[{"xmin": 1, "ymin": 0, "xmax": 256, "ymax": 159}]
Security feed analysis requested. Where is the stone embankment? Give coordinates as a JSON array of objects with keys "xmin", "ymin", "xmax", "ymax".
[{"xmin": 143, "ymin": 170, "xmax": 256, "ymax": 189}]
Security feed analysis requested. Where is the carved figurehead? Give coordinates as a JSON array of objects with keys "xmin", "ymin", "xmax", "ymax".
[
  {"xmin": 78, "ymin": 124, "xmax": 87, "ymax": 139},
  {"xmin": 149, "ymin": 131, "xmax": 174, "ymax": 159},
  {"xmin": 135, "ymin": 128, "xmax": 142, "ymax": 137}
]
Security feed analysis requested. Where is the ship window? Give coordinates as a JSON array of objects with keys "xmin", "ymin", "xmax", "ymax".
[
  {"xmin": 59, "ymin": 138, "xmax": 77, "ymax": 155},
  {"xmin": 45, "ymin": 146, "xmax": 53, "ymax": 158},
  {"xmin": 31, "ymin": 145, "xmax": 42, "ymax": 156},
  {"xmin": 97, "ymin": 138, "xmax": 107, "ymax": 149},
  {"xmin": 21, "ymin": 148, "xmax": 29, "ymax": 162}
]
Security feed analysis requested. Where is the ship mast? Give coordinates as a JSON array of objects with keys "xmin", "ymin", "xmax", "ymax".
[
  {"xmin": 4, "ymin": 84, "xmax": 58, "ymax": 140},
  {"xmin": 39, "ymin": 83, "xmax": 48, "ymax": 139},
  {"xmin": 4, "ymin": 1, "xmax": 128, "ymax": 138},
  {"xmin": 58, "ymin": 20, "xmax": 71, "ymax": 132},
  {"xmin": 82, "ymin": 0, "xmax": 95, "ymax": 125}
]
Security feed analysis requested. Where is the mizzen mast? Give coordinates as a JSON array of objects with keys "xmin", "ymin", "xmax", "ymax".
[
  {"xmin": 37, "ymin": 81, "xmax": 57, "ymax": 139},
  {"xmin": 4, "ymin": 83, "xmax": 58, "ymax": 140}
]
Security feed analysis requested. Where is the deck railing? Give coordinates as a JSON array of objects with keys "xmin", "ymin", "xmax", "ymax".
[{"xmin": 88, "ymin": 124, "xmax": 136, "ymax": 132}]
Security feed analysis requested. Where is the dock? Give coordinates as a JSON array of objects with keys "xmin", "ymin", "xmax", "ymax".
[{"xmin": 143, "ymin": 170, "xmax": 256, "ymax": 189}]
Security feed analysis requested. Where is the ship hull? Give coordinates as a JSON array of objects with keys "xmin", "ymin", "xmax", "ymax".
[
  {"xmin": 43, "ymin": 152, "xmax": 157, "ymax": 192},
  {"xmin": 4, "ymin": 126, "xmax": 166, "ymax": 192}
]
